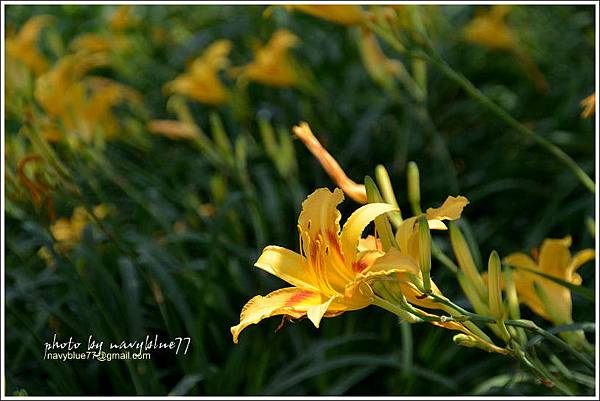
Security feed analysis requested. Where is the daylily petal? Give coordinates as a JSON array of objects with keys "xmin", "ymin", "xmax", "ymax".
[
  {"xmin": 567, "ymin": 249, "xmax": 595, "ymax": 282},
  {"xmin": 298, "ymin": 187, "xmax": 344, "ymax": 255},
  {"xmin": 353, "ymin": 250, "xmax": 385, "ymax": 273},
  {"xmin": 285, "ymin": 5, "xmax": 366, "ymax": 26},
  {"xmin": 396, "ymin": 216, "xmax": 448, "ymax": 255},
  {"xmin": 307, "ymin": 297, "xmax": 336, "ymax": 328},
  {"xmin": 425, "ymin": 195, "xmax": 469, "ymax": 221},
  {"xmin": 255, "ymin": 245, "xmax": 318, "ymax": 291},
  {"xmin": 297, "ymin": 187, "xmax": 353, "ymax": 288},
  {"xmin": 538, "ymin": 236, "xmax": 572, "ymax": 280},
  {"xmin": 504, "ymin": 252, "xmax": 537, "ymax": 271},
  {"xmin": 502, "ymin": 254, "xmax": 547, "ymax": 319},
  {"xmin": 428, "ymin": 219, "xmax": 448, "ymax": 230},
  {"xmin": 357, "ymin": 235, "xmax": 382, "ymax": 253},
  {"xmin": 364, "ymin": 248, "xmax": 419, "ymax": 275},
  {"xmin": 538, "ymin": 280, "xmax": 573, "ymax": 324},
  {"xmin": 231, "ymin": 287, "xmax": 322, "ymax": 343},
  {"xmin": 340, "ymin": 203, "xmax": 397, "ymax": 264},
  {"xmin": 395, "ymin": 217, "xmax": 417, "ymax": 255},
  {"xmin": 233, "ymin": 29, "xmax": 300, "ymax": 87},
  {"xmin": 571, "ymin": 272, "xmax": 583, "ymax": 286}
]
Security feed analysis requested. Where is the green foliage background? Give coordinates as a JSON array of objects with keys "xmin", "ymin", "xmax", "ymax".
[{"xmin": 4, "ymin": 4, "xmax": 596, "ymax": 396}]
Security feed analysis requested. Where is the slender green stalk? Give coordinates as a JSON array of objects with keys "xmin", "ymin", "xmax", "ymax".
[{"xmin": 425, "ymin": 56, "xmax": 595, "ymax": 194}]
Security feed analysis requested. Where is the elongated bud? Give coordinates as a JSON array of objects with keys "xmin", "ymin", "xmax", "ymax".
[
  {"xmin": 418, "ymin": 215, "xmax": 432, "ymax": 293},
  {"xmin": 258, "ymin": 118, "xmax": 278, "ymax": 159},
  {"xmin": 365, "ymin": 176, "xmax": 398, "ymax": 251},
  {"xmin": 358, "ymin": 29, "xmax": 399, "ymax": 91},
  {"xmin": 449, "ymin": 223, "xmax": 488, "ymax": 303},
  {"xmin": 209, "ymin": 174, "xmax": 228, "ymax": 205},
  {"xmin": 209, "ymin": 112, "xmax": 233, "ymax": 158},
  {"xmin": 487, "ymin": 250, "xmax": 503, "ymax": 320},
  {"xmin": 407, "ymin": 161, "xmax": 422, "ymax": 215},
  {"xmin": 586, "ymin": 217, "xmax": 595, "ymax": 238},
  {"xmin": 375, "ymin": 164, "xmax": 403, "ymax": 226},
  {"xmin": 452, "ymin": 333, "xmax": 480, "ymax": 348},
  {"xmin": 235, "ymin": 135, "xmax": 247, "ymax": 172},
  {"xmin": 277, "ymin": 126, "xmax": 297, "ymax": 177},
  {"xmin": 453, "ymin": 334, "xmax": 503, "ymax": 354},
  {"xmin": 293, "ymin": 122, "xmax": 367, "ymax": 203},
  {"xmin": 372, "ymin": 282, "xmax": 422, "ymax": 323},
  {"xmin": 258, "ymin": 118, "xmax": 296, "ymax": 177}
]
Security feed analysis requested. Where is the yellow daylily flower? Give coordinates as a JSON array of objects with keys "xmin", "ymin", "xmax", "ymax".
[
  {"xmin": 292, "ymin": 122, "xmax": 367, "ymax": 204},
  {"xmin": 463, "ymin": 6, "xmax": 548, "ymax": 92},
  {"xmin": 231, "ymin": 29, "xmax": 300, "ymax": 87},
  {"xmin": 50, "ymin": 205, "xmax": 109, "ymax": 252},
  {"xmin": 164, "ymin": 40, "xmax": 232, "ymax": 105},
  {"xmin": 284, "ymin": 5, "xmax": 367, "ymax": 26},
  {"xmin": 358, "ymin": 29, "xmax": 406, "ymax": 90},
  {"xmin": 35, "ymin": 52, "xmax": 107, "ymax": 119},
  {"xmin": 34, "ymin": 52, "xmax": 140, "ymax": 143},
  {"xmin": 504, "ymin": 236, "xmax": 594, "ymax": 326},
  {"xmin": 6, "ymin": 15, "xmax": 51, "ymax": 76},
  {"xmin": 394, "ymin": 195, "xmax": 470, "ymax": 260},
  {"xmin": 109, "ymin": 5, "xmax": 136, "ymax": 31},
  {"xmin": 580, "ymin": 92, "xmax": 595, "ymax": 118},
  {"xmin": 232, "ymin": 187, "xmax": 421, "ymax": 343},
  {"xmin": 464, "ymin": 5, "xmax": 516, "ymax": 51},
  {"xmin": 6, "ymin": 15, "xmax": 52, "ymax": 115}
]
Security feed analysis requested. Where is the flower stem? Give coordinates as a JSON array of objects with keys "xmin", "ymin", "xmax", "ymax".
[{"xmin": 368, "ymin": 21, "xmax": 595, "ymax": 194}]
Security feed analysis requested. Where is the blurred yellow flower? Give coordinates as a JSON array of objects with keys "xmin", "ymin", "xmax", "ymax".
[
  {"xmin": 358, "ymin": 29, "xmax": 405, "ymax": 90},
  {"xmin": 464, "ymin": 5, "xmax": 516, "ymax": 51},
  {"xmin": 70, "ymin": 33, "xmax": 131, "ymax": 55},
  {"xmin": 6, "ymin": 15, "xmax": 51, "ymax": 76},
  {"xmin": 232, "ymin": 187, "xmax": 416, "ymax": 343},
  {"xmin": 464, "ymin": 5, "xmax": 548, "ymax": 92},
  {"xmin": 51, "ymin": 205, "xmax": 109, "ymax": 252},
  {"xmin": 293, "ymin": 122, "xmax": 367, "ymax": 204},
  {"xmin": 147, "ymin": 120, "xmax": 201, "ymax": 141},
  {"xmin": 580, "ymin": 92, "xmax": 595, "ymax": 118},
  {"xmin": 110, "ymin": 5, "xmax": 136, "ymax": 31},
  {"xmin": 284, "ymin": 5, "xmax": 366, "ymax": 25},
  {"xmin": 231, "ymin": 29, "xmax": 300, "ymax": 87},
  {"xmin": 6, "ymin": 15, "xmax": 52, "ymax": 115},
  {"xmin": 504, "ymin": 236, "xmax": 594, "ymax": 326},
  {"xmin": 164, "ymin": 40, "xmax": 232, "ymax": 105},
  {"xmin": 69, "ymin": 6, "xmax": 134, "ymax": 57},
  {"xmin": 34, "ymin": 52, "xmax": 140, "ymax": 143}
]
